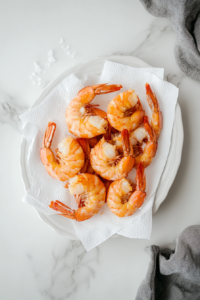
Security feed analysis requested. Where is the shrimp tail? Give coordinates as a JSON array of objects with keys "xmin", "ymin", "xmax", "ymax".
[
  {"xmin": 103, "ymin": 123, "xmax": 112, "ymax": 141},
  {"xmin": 77, "ymin": 138, "xmax": 90, "ymax": 159},
  {"xmin": 120, "ymin": 129, "xmax": 135, "ymax": 174},
  {"xmin": 79, "ymin": 158, "xmax": 90, "ymax": 173},
  {"xmin": 49, "ymin": 200, "xmax": 76, "ymax": 220},
  {"xmin": 42, "ymin": 122, "xmax": 56, "ymax": 148},
  {"xmin": 137, "ymin": 96, "xmax": 143, "ymax": 110},
  {"xmin": 143, "ymin": 116, "xmax": 156, "ymax": 142},
  {"xmin": 89, "ymin": 136, "xmax": 100, "ymax": 148},
  {"xmin": 90, "ymin": 106, "xmax": 108, "ymax": 119},
  {"xmin": 145, "ymin": 83, "xmax": 159, "ymax": 112},
  {"xmin": 40, "ymin": 122, "xmax": 56, "ymax": 165},
  {"xmin": 121, "ymin": 129, "xmax": 134, "ymax": 157},
  {"xmin": 145, "ymin": 83, "xmax": 163, "ymax": 140},
  {"xmin": 92, "ymin": 83, "xmax": 122, "ymax": 95},
  {"xmin": 136, "ymin": 163, "xmax": 146, "ymax": 192},
  {"xmin": 77, "ymin": 138, "xmax": 91, "ymax": 173}
]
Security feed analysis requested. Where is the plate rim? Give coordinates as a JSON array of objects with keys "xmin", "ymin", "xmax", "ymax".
[{"xmin": 20, "ymin": 55, "xmax": 184, "ymax": 238}]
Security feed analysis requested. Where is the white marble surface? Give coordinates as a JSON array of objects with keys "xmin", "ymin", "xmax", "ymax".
[{"xmin": 1, "ymin": 0, "xmax": 200, "ymax": 299}]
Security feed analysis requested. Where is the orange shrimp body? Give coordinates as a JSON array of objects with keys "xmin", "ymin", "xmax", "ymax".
[
  {"xmin": 107, "ymin": 163, "xmax": 146, "ymax": 217},
  {"xmin": 49, "ymin": 174, "xmax": 106, "ymax": 221},
  {"xmin": 134, "ymin": 116, "xmax": 157, "ymax": 168},
  {"xmin": 66, "ymin": 84, "xmax": 122, "ymax": 138},
  {"xmin": 107, "ymin": 89, "xmax": 145, "ymax": 132},
  {"xmin": 145, "ymin": 83, "xmax": 163, "ymax": 140},
  {"xmin": 90, "ymin": 129, "xmax": 135, "ymax": 180},
  {"xmin": 40, "ymin": 122, "xmax": 85, "ymax": 181}
]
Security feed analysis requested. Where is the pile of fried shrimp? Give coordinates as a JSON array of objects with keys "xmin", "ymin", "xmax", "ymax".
[{"xmin": 40, "ymin": 83, "xmax": 162, "ymax": 221}]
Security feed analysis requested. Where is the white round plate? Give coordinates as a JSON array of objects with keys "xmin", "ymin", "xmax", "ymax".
[{"xmin": 20, "ymin": 56, "xmax": 184, "ymax": 240}]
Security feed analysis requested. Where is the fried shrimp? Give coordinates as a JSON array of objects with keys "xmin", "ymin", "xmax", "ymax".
[
  {"xmin": 49, "ymin": 174, "xmax": 106, "ymax": 221},
  {"xmin": 66, "ymin": 83, "xmax": 122, "ymax": 138},
  {"xmin": 134, "ymin": 116, "xmax": 157, "ymax": 168},
  {"xmin": 145, "ymin": 83, "xmax": 163, "ymax": 140},
  {"xmin": 40, "ymin": 122, "xmax": 85, "ymax": 181},
  {"xmin": 107, "ymin": 162, "xmax": 146, "ymax": 217},
  {"xmin": 107, "ymin": 89, "xmax": 145, "ymax": 132},
  {"xmin": 90, "ymin": 129, "xmax": 135, "ymax": 180}
]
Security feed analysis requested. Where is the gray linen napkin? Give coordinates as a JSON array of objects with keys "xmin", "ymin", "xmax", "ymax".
[
  {"xmin": 140, "ymin": 0, "xmax": 200, "ymax": 81},
  {"xmin": 136, "ymin": 225, "xmax": 200, "ymax": 300}
]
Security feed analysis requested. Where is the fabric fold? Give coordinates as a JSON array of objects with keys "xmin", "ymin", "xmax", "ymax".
[
  {"xmin": 140, "ymin": 0, "xmax": 200, "ymax": 81},
  {"xmin": 136, "ymin": 225, "xmax": 200, "ymax": 300}
]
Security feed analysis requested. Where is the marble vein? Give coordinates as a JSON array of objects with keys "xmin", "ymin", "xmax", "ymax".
[
  {"xmin": 0, "ymin": 90, "xmax": 28, "ymax": 132},
  {"xmin": 112, "ymin": 18, "xmax": 186, "ymax": 89},
  {"xmin": 27, "ymin": 240, "xmax": 99, "ymax": 300},
  {"xmin": 131, "ymin": 18, "xmax": 174, "ymax": 57},
  {"xmin": 165, "ymin": 71, "xmax": 185, "ymax": 88}
]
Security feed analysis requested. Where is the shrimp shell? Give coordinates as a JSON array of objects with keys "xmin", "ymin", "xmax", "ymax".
[
  {"xmin": 145, "ymin": 83, "xmax": 163, "ymax": 140},
  {"xmin": 107, "ymin": 89, "xmax": 145, "ymax": 132},
  {"xmin": 134, "ymin": 116, "xmax": 157, "ymax": 168},
  {"xmin": 49, "ymin": 174, "xmax": 106, "ymax": 221},
  {"xmin": 66, "ymin": 84, "xmax": 122, "ymax": 138},
  {"xmin": 107, "ymin": 163, "xmax": 146, "ymax": 217},
  {"xmin": 40, "ymin": 122, "xmax": 85, "ymax": 181},
  {"xmin": 90, "ymin": 129, "xmax": 135, "ymax": 180}
]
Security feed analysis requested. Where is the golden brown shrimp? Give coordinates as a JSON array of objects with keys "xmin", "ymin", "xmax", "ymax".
[
  {"xmin": 90, "ymin": 129, "xmax": 135, "ymax": 180},
  {"xmin": 107, "ymin": 162, "xmax": 146, "ymax": 217},
  {"xmin": 66, "ymin": 84, "xmax": 122, "ymax": 138},
  {"xmin": 145, "ymin": 83, "xmax": 163, "ymax": 140},
  {"xmin": 134, "ymin": 116, "xmax": 157, "ymax": 168},
  {"xmin": 107, "ymin": 89, "xmax": 145, "ymax": 132},
  {"xmin": 40, "ymin": 122, "xmax": 85, "ymax": 181},
  {"xmin": 49, "ymin": 174, "xmax": 106, "ymax": 221}
]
